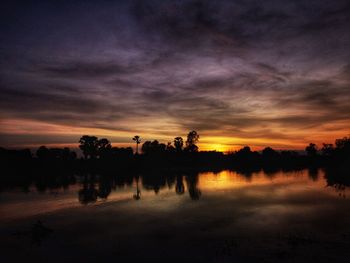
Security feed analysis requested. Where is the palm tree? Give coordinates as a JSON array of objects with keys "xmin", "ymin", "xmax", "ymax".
[{"xmin": 132, "ymin": 135, "xmax": 141, "ymax": 154}]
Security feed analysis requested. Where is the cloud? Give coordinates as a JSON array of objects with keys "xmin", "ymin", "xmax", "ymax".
[
  {"xmin": 40, "ymin": 61, "xmax": 138, "ymax": 79},
  {"xmin": 0, "ymin": 0, "xmax": 349, "ymax": 148}
]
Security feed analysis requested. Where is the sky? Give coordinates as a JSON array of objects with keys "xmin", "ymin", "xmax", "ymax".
[{"xmin": 0, "ymin": 0, "xmax": 350, "ymax": 151}]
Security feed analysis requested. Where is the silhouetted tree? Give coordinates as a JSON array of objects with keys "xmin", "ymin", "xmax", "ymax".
[
  {"xmin": 97, "ymin": 138, "xmax": 112, "ymax": 159},
  {"xmin": 166, "ymin": 142, "xmax": 175, "ymax": 152},
  {"xmin": 234, "ymin": 146, "xmax": 261, "ymax": 166},
  {"xmin": 142, "ymin": 141, "xmax": 151, "ymax": 154},
  {"xmin": 236, "ymin": 146, "xmax": 252, "ymax": 157},
  {"xmin": 280, "ymin": 150, "xmax": 299, "ymax": 158},
  {"xmin": 174, "ymin": 137, "xmax": 184, "ymax": 152},
  {"xmin": 63, "ymin": 147, "xmax": 77, "ymax": 160},
  {"xmin": 36, "ymin": 146, "xmax": 76, "ymax": 161},
  {"xmin": 132, "ymin": 135, "xmax": 141, "ymax": 154},
  {"xmin": 98, "ymin": 138, "xmax": 111, "ymax": 150},
  {"xmin": 262, "ymin": 147, "xmax": 279, "ymax": 160},
  {"xmin": 305, "ymin": 143, "xmax": 318, "ymax": 157},
  {"xmin": 321, "ymin": 143, "xmax": 334, "ymax": 156},
  {"xmin": 36, "ymin": 146, "xmax": 50, "ymax": 159},
  {"xmin": 110, "ymin": 147, "xmax": 133, "ymax": 160},
  {"xmin": 79, "ymin": 135, "xmax": 99, "ymax": 159},
  {"xmin": 335, "ymin": 136, "xmax": 350, "ymax": 148},
  {"xmin": 141, "ymin": 140, "xmax": 166, "ymax": 155},
  {"xmin": 185, "ymin": 131, "xmax": 199, "ymax": 152},
  {"xmin": 333, "ymin": 137, "xmax": 350, "ymax": 164},
  {"xmin": 335, "ymin": 136, "xmax": 350, "ymax": 153},
  {"xmin": 50, "ymin": 148, "xmax": 65, "ymax": 160}
]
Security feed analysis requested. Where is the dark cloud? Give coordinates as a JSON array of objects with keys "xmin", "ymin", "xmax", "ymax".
[
  {"xmin": 40, "ymin": 61, "xmax": 138, "ymax": 79},
  {"xmin": 0, "ymin": 0, "xmax": 349, "ymax": 147}
]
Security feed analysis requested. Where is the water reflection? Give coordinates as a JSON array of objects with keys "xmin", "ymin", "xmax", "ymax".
[
  {"xmin": 324, "ymin": 166, "xmax": 350, "ymax": 199},
  {"xmin": 186, "ymin": 173, "xmax": 201, "ymax": 200},
  {"xmin": 133, "ymin": 175, "xmax": 141, "ymax": 200},
  {"xmin": 175, "ymin": 175, "xmax": 185, "ymax": 195},
  {"xmin": 308, "ymin": 167, "xmax": 319, "ymax": 181},
  {"xmin": 78, "ymin": 175, "xmax": 98, "ymax": 204},
  {"xmin": 0, "ymin": 168, "xmax": 349, "ymax": 221}
]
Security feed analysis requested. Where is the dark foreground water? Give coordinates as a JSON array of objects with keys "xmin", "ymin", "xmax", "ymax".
[{"xmin": 1, "ymin": 169, "xmax": 350, "ymax": 262}]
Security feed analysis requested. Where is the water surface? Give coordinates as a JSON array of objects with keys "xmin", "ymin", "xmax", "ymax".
[
  {"xmin": 1, "ymin": 169, "xmax": 350, "ymax": 262},
  {"xmin": 0, "ymin": 169, "xmax": 348, "ymax": 221}
]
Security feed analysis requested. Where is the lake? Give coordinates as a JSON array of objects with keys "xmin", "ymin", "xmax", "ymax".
[{"xmin": 1, "ymin": 169, "xmax": 350, "ymax": 262}]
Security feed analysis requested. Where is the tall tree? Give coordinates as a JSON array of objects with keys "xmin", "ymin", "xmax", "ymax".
[
  {"xmin": 262, "ymin": 147, "xmax": 279, "ymax": 159},
  {"xmin": 166, "ymin": 142, "xmax": 175, "ymax": 152},
  {"xmin": 305, "ymin": 143, "xmax": 318, "ymax": 157},
  {"xmin": 132, "ymin": 135, "xmax": 141, "ymax": 154},
  {"xmin": 79, "ymin": 135, "xmax": 99, "ymax": 159},
  {"xmin": 185, "ymin": 131, "xmax": 199, "ymax": 152},
  {"xmin": 36, "ymin": 146, "xmax": 50, "ymax": 159},
  {"xmin": 97, "ymin": 138, "xmax": 111, "ymax": 158},
  {"xmin": 321, "ymin": 143, "xmax": 334, "ymax": 156},
  {"xmin": 141, "ymin": 140, "xmax": 166, "ymax": 155},
  {"xmin": 174, "ymin": 137, "xmax": 184, "ymax": 152},
  {"xmin": 335, "ymin": 137, "xmax": 350, "ymax": 151}
]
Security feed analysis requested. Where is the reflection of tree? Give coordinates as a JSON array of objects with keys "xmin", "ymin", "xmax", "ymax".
[
  {"xmin": 235, "ymin": 170, "xmax": 254, "ymax": 182},
  {"xmin": 133, "ymin": 176, "xmax": 141, "ymax": 200},
  {"xmin": 175, "ymin": 175, "xmax": 185, "ymax": 195},
  {"xmin": 307, "ymin": 167, "xmax": 319, "ymax": 181},
  {"xmin": 98, "ymin": 175, "xmax": 112, "ymax": 199},
  {"xmin": 185, "ymin": 173, "xmax": 201, "ymax": 200},
  {"xmin": 20, "ymin": 177, "xmax": 31, "ymax": 193},
  {"xmin": 142, "ymin": 173, "xmax": 166, "ymax": 194},
  {"xmin": 262, "ymin": 167, "xmax": 279, "ymax": 178},
  {"xmin": 35, "ymin": 177, "xmax": 48, "ymax": 193},
  {"xmin": 78, "ymin": 175, "xmax": 98, "ymax": 204},
  {"xmin": 324, "ymin": 166, "xmax": 350, "ymax": 196}
]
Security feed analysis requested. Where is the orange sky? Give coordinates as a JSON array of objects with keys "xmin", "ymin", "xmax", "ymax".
[{"xmin": 1, "ymin": 117, "xmax": 347, "ymax": 152}]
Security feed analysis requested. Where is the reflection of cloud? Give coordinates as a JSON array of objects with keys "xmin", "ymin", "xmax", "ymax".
[{"xmin": 0, "ymin": 0, "xmax": 349, "ymax": 149}]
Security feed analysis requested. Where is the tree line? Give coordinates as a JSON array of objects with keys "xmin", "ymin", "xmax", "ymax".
[
  {"xmin": 76, "ymin": 130, "xmax": 200, "ymax": 159},
  {"xmin": 0, "ymin": 131, "xmax": 349, "ymax": 173}
]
